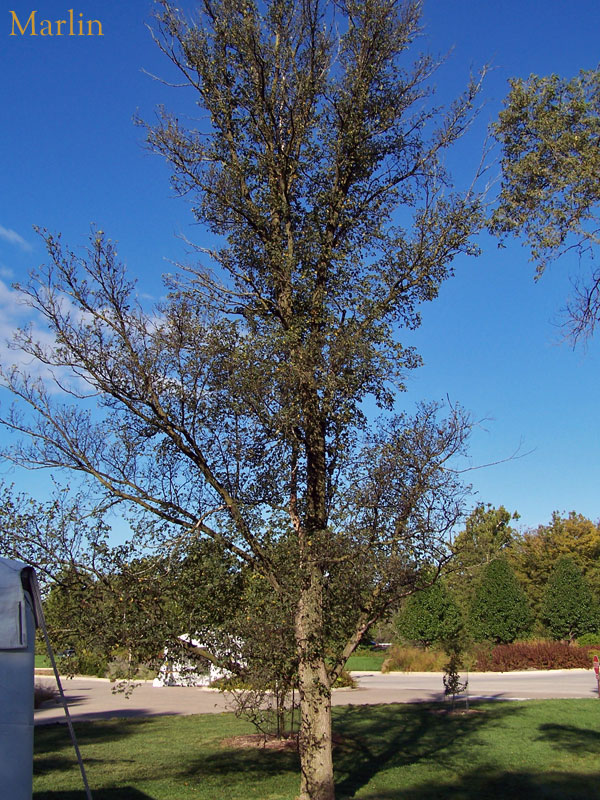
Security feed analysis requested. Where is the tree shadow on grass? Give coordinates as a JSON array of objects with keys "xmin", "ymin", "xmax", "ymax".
[
  {"xmin": 182, "ymin": 742, "xmax": 300, "ymax": 782},
  {"xmin": 180, "ymin": 701, "xmax": 522, "ymax": 795},
  {"xmin": 34, "ymin": 788, "xmax": 154, "ymax": 800},
  {"xmin": 332, "ymin": 701, "xmax": 523, "ymax": 799},
  {"xmin": 34, "ymin": 718, "xmax": 155, "ymax": 778},
  {"xmin": 536, "ymin": 722, "xmax": 600, "ymax": 754},
  {"xmin": 34, "ymin": 753, "xmax": 101, "ymax": 778},
  {"xmin": 36, "ymin": 717, "xmax": 154, "ymax": 748},
  {"xmin": 352, "ymin": 766, "xmax": 600, "ymax": 800}
]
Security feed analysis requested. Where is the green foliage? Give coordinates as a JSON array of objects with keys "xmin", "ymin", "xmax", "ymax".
[
  {"xmin": 577, "ymin": 633, "xmax": 600, "ymax": 646},
  {"xmin": 491, "ymin": 68, "xmax": 600, "ymax": 338},
  {"xmin": 43, "ymin": 555, "xmax": 172, "ymax": 679},
  {"xmin": 541, "ymin": 557, "xmax": 598, "ymax": 642},
  {"xmin": 448, "ymin": 504, "xmax": 518, "ymax": 613},
  {"xmin": 469, "ymin": 558, "xmax": 532, "ymax": 644},
  {"xmin": 169, "ymin": 537, "xmax": 300, "ymax": 686},
  {"xmin": 395, "ymin": 581, "xmax": 463, "ymax": 648},
  {"xmin": 510, "ymin": 512, "xmax": 600, "ymax": 619},
  {"xmin": 167, "ymin": 538, "xmax": 246, "ymax": 635}
]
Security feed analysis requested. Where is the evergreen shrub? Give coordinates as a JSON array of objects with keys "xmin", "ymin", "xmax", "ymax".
[
  {"xmin": 542, "ymin": 557, "xmax": 598, "ymax": 641},
  {"xmin": 395, "ymin": 582, "xmax": 463, "ymax": 648},
  {"xmin": 469, "ymin": 558, "xmax": 532, "ymax": 643}
]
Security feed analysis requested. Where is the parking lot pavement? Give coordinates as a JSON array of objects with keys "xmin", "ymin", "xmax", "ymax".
[
  {"xmin": 349, "ymin": 669, "xmax": 599, "ymax": 701},
  {"xmin": 34, "ymin": 675, "xmax": 435, "ymax": 724},
  {"xmin": 35, "ymin": 677, "xmax": 234, "ymax": 724},
  {"xmin": 34, "ymin": 669, "xmax": 599, "ymax": 725}
]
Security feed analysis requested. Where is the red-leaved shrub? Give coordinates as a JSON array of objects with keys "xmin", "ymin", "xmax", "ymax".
[{"xmin": 474, "ymin": 641, "xmax": 599, "ymax": 671}]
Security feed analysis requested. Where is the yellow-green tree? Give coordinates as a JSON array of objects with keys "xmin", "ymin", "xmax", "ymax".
[{"xmin": 510, "ymin": 512, "xmax": 600, "ymax": 618}]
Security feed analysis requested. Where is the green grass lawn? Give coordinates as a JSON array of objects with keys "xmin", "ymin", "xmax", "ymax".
[
  {"xmin": 35, "ymin": 648, "xmax": 383, "ymax": 676},
  {"xmin": 345, "ymin": 648, "xmax": 388, "ymax": 671},
  {"xmin": 34, "ymin": 699, "xmax": 600, "ymax": 799}
]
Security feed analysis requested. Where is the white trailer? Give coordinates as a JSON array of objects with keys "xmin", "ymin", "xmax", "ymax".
[{"xmin": 0, "ymin": 558, "xmax": 42, "ymax": 800}]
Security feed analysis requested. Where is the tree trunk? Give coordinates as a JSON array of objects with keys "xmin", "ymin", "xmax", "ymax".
[{"xmin": 295, "ymin": 572, "xmax": 335, "ymax": 800}]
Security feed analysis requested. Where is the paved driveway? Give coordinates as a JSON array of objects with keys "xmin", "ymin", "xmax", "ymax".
[
  {"xmin": 349, "ymin": 669, "xmax": 599, "ymax": 702},
  {"xmin": 34, "ymin": 669, "xmax": 599, "ymax": 725}
]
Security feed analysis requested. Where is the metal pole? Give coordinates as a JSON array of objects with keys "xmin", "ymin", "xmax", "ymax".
[{"xmin": 38, "ymin": 606, "xmax": 93, "ymax": 800}]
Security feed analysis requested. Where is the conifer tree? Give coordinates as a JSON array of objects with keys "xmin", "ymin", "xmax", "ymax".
[
  {"xmin": 542, "ymin": 557, "xmax": 598, "ymax": 642},
  {"xmin": 470, "ymin": 558, "xmax": 532, "ymax": 644}
]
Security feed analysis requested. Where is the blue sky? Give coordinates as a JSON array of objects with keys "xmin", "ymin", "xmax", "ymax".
[{"xmin": 1, "ymin": 0, "xmax": 599, "ymax": 533}]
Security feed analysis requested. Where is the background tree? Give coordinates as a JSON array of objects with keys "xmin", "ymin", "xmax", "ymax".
[
  {"xmin": 541, "ymin": 557, "xmax": 598, "ymax": 643},
  {"xmin": 491, "ymin": 68, "xmax": 600, "ymax": 339},
  {"xmin": 169, "ymin": 535, "xmax": 301, "ymax": 737},
  {"xmin": 510, "ymin": 512, "xmax": 600, "ymax": 620},
  {"xmin": 42, "ymin": 557, "xmax": 171, "ymax": 679},
  {"xmin": 469, "ymin": 558, "xmax": 532, "ymax": 644},
  {"xmin": 395, "ymin": 580, "xmax": 463, "ymax": 648},
  {"xmin": 447, "ymin": 504, "xmax": 518, "ymax": 613},
  {"xmin": 0, "ymin": 482, "xmax": 112, "ymax": 591},
  {"xmin": 0, "ymin": 2, "xmax": 485, "ymax": 797}
]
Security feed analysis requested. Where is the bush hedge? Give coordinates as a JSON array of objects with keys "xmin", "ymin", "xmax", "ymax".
[
  {"xmin": 578, "ymin": 633, "xmax": 600, "ymax": 647},
  {"xmin": 474, "ymin": 640, "xmax": 600, "ymax": 671}
]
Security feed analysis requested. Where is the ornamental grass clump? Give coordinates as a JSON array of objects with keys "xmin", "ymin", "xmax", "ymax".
[
  {"xmin": 381, "ymin": 645, "xmax": 447, "ymax": 672},
  {"xmin": 34, "ymin": 682, "xmax": 58, "ymax": 709}
]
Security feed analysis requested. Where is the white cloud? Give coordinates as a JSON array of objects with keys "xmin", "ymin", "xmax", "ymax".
[
  {"xmin": 0, "ymin": 279, "xmax": 28, "ymax": 320},
  {"xmin": 0, "ymin": 225, "xmax": 33, "ymax": 252},
  {"xmin": 0, "ymin": 279, "xmax": 64, "ymax": 388},
  {"xmin": 0, "ymin": 280, "xmax": 161, "ymax": 398}
]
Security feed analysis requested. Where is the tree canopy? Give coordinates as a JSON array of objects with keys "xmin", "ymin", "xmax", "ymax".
[
  {"xmin": 447, "ymin": 504, "xmax": 518, "ymax": 612},
  {"xmin": 510, "ymin": 511, "xmax": 600, "ymax": 616},
  {"xmin": 491, "ymin": 68, "xmax": 600, "ymax": 339}
]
